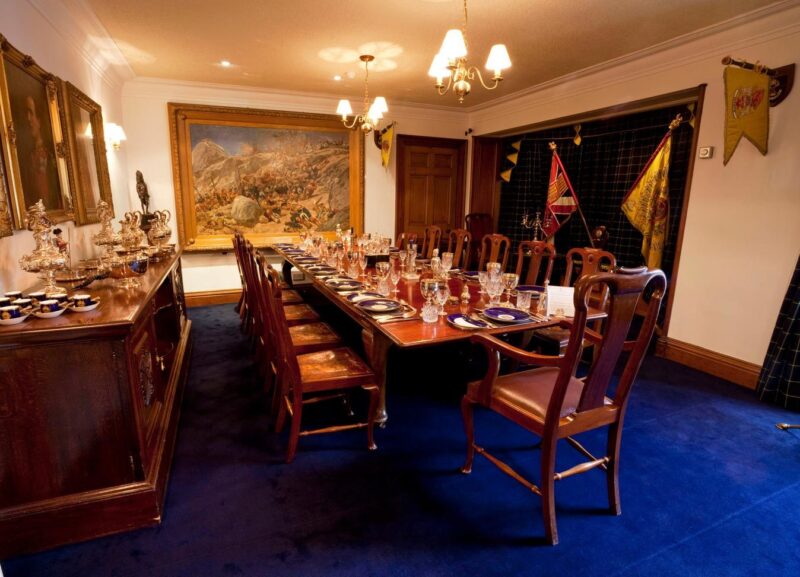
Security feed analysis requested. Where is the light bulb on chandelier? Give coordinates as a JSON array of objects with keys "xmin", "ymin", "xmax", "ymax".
[
  {"xmin": 336, "ymin": 55, "xmax": 388, "ymax": 134},
  {"xmin": 428, "ymin": 0, "xmax": 511, "ymax": 103}
]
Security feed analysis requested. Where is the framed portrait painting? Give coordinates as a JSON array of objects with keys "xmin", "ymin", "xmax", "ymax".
[
  {"xmin": 59, "ymin": 81, "xmax": 113, "ymax": 225},
  {"xmin": 168, "ymin": 102, "xmax": 364, "ymax": 251},
  {"xmin": 0, "ymin": 36, "xmax": 72, "ymax": 228}
]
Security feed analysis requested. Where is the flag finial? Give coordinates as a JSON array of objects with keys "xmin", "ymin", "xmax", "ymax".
[
  {"xmin": 548, "ymin": 141, "xmax": 557, "ymax": 151},
  {"xmin": 669, "ymin": 114, "xmax": 683, "ymax": 131}
]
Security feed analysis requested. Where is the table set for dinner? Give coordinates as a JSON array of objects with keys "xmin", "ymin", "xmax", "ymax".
[{"xmin": 271, "ymin": 239, "xmax": 605, "ymax": 424}]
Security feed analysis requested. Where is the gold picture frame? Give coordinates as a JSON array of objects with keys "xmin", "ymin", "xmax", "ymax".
[
  {"xmin": 0, "ymin": 139, "xmax": 12, "ymax": 237},
  {"xmin": 0, "ymin": 35, "xmax": 73, "ymax": 227},
  {"xmin": 168, "ymin": 102, "xmax": 364, "ymax": 252},
  {"xmin": 59, "ymin": 81, "xmax": 113, "ymax": 225}
]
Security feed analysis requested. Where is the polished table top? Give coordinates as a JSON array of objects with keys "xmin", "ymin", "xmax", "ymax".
[{"xmin": 273, "ymin": 246, "xmax": 605, "ymax": 348}]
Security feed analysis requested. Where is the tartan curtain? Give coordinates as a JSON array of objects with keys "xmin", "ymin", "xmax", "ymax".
[
  {"xmin": 497, "ymin": 104, "xmax": 693, "ymax": 285},
  {"xmin": 757, "ymin": 254, "xmax": 800, "ymax": 411}
]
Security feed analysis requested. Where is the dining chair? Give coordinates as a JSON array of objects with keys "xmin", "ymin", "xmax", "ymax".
[
  {"xmin": 253, "ymin": 256, "xmax": 343, "ymax": 420},
  {"xmin": 264, "ymin": 265, "xmax": 379, "ymax": 463},
  {"xmin": 232, "ymin": 232, "xmax": 250, "ymax": 332},
  {"xmin": 461, "ymin": 266, "xmax": 667, "ymax": 545},
  {"xmin": 396, "ymin": 231, "xmax": 418, "ymax": 251},
  {"xmin": 420, "ymin": 226, "xmax": 442, "ymax": 259},
  {"xmin": 477, "ymin": 233, "xmax": 511, "ymax": 272},
  {"xmin": 515, "ymin": 240, "xmax": 556, "ymax": 286},
  {"xmin": 446, "ymin": 228, "xmax": 472, "ymax": 269},
  {"xmin": 533, "ymin": 247, "xmax": 617, "ymax": 354},
  {"xmin": 465, "ymin": 212, "xmax": 493, "ymax": 267}
]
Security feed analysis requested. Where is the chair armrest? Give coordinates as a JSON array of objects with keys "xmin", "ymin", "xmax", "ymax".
[{"xmin": 472, "ymin": 333, "xmax": 562, "ymax": 367}]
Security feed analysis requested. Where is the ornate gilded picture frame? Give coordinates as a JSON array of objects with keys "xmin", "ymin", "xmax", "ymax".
[
  {"xmin": 168, "ymin": 102, "xmax": 364, "ymax": 252},
  {"xmin": 59, "ymin": 81, "xmax": 113, "ymax": 225},
  {"xmin": 0, "ymin": 138, "xmax": 12, "ymax": 237},
  {"xmin": 0, "ymin": 35, "xmax": 73, "ymax": 227}
]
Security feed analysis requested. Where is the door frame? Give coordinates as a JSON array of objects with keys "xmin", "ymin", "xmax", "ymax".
[{"xmin": 395, "ymin": 134, "xmax": 467, "ymax": 241}]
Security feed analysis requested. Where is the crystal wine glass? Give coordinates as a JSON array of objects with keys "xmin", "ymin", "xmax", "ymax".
[
  {"xmin": 501, "ymin": 272, "xmax": 519, "ymax": 305},
  {"xmin": 376, "ymin": 261, "xmax": 390, "ymax": 281},
  {"xmin": 420, "ymin": 278, "xmax": 439, "ymax": 305},
  {"xmin": 440, "ymin": 252, "xmax": 453, "ymax": 277},
  {"xmin": 358, "ymin": 252, "xmax": 368, "ymax": 279},
  {"xmin": 486, "ymin": 261, "xmax": 502, "ymax": 281},
  {"xmin": 434, "ymin": 283, "xmax": 451, "ymax": 316},
  {"xmin": 486, "ymin": 276, "xmax": 504, "ymax": 306},
  {"xmin": 478, "ymin": 271, "xmax": 489, "ymax": 295},
  {"xmin": 398, "ymin": 250, "xmax": 407, "ymax": 276},
  {"xmin": 390, "ymin": 266, "xmax": 401, "ymax": 295}
]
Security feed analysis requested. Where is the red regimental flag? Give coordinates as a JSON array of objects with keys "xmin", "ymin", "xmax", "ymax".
[{"xmin": 541, "ymin": 149, "xmax": 579, "ymax": 238}]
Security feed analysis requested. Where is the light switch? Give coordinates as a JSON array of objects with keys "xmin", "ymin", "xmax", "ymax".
[{"xmin": 698, "ymin": 146, "xmax": 714, "ymax": 159}]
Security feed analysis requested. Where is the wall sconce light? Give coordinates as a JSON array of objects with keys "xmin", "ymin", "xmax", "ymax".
[{"xmin": 105, "ymin": 123, "xmax": 127, "ymax": 150}]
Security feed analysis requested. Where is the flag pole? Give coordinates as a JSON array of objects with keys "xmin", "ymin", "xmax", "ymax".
[{"xmin": 549, "ymin": 142, "xmax": 595, "ymax": 248}]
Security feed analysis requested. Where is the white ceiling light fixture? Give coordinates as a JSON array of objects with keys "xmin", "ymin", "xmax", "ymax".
[
  {"xmin": 428, "ymin": 0, "xmax": 511, "ymax": 103},
  {"xmin": 336, "ymin": 55, "xmax": 388, "ymax": 134}
]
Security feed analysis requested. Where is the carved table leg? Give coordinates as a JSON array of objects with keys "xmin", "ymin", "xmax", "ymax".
[{"xmin": 362, "ymin": 326, "xmax": 392, "ymax": 426}]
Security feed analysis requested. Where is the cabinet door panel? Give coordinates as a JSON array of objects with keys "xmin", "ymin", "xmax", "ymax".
[{"xmin": 0, "ymin": 340, "xmax": 137, "ymax": 506}]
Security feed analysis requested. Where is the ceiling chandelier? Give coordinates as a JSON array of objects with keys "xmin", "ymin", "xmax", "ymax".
[
  {"xmin": 336, "ymin": 55, "xmax": 388, "ymax": 134},
  {"xmin": 428, "ymin": 0, "xmax": 511, "ymax": 103}
]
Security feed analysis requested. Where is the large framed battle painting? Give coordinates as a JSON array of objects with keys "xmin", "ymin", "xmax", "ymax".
[{"xmin": 168, "ymin": 103, "xmax": 364, "ymax": 252}]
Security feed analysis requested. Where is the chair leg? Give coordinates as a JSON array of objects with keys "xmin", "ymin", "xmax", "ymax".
[
  {"xmin": 460, "ymin": 396, "xmax": 475, "ymax": 474},
  {"xmin": 540, "ymin": 437, "xmax": 559, "ymax": 546},
  {"xmin": 285, "ymin": 393, "xmax": 303, "ymax": 463},
  {"xmin": 274, "ymin": 376, "xmax": 288, "ymax": 433},
  {"xmin": 606, "ymin": 423, "xmax": 622, "ymax": 515},
  {"xmin": 364, "ymin": 384, "xmax": 379, "ymax": 451}
]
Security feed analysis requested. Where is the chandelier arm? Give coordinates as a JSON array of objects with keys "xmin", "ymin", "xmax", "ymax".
[
  {"xmin": 341, "ymin": 114, "xmax": 363, "ymax": 130},
  {"xmin": 436, "ymin": 74, "xmax": 454, "ymax": 96},
  {"xmin": 468, "ymin": 66, "xmax": 501, "ymax": 90}
]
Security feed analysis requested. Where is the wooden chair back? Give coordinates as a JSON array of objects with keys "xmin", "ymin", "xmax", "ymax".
[
  {"xmin": 446, "ymin": 228, "xmax": 472, "ymax": 269},
  {"xmin": 564, "ymin": 247, "xmax": 617, "ymax": 311},
  {"xmin": 420, "ymin": 226, "xmax": 442, "ymax": 259},
  {"xmin": 261, "ymin": 262, "xmax": 302, "ymax": 388},
  {"xmin": 240, "ymin": 241, "xmax": 262, "ymax": 332},
  {"xmin": 477, "ymin": 234, "xmax": 511, "ymax": 271},
  {"xmin": 465, "ymin": 213, "xmax": 493, "ymax": 267},
  {"xmin": 396, "ymin": 231, "xmax": 418, "ymax": 251},
  {"xmin": 563, "ymin": 247, "xmax": 616, "ymax": 285},
  {"xmin": 557, "ymin": 267, "xmax": 667, "ymax": 416},
  {"xmin": 515, "ymin": 240, "xmax": 555, "ymax": 285}
]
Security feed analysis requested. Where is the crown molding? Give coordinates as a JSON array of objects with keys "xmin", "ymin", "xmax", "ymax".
[
  {"xmin": 466, "ymin": 0, "xmax": 800, "ymax": 116},
  {"xmin": 122, "ymin": 76, "xmax": 468, "ymax": 122},
  {"xmin": 26, "ymin": 0, "xmax": 135, "ymax": 89}
]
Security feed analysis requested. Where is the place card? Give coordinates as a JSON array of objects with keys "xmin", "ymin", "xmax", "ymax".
[{"xmin": 546, "ymin": 285, "xmax": 575, "ymax": 318}]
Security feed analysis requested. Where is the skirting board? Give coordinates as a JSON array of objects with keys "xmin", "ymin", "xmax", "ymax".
[
  {"xmin": 656, "ymin": 337, "xmax": 761, "ymax": 389},
  {"xmin": 185, "ymin": 289, "xmax": 241, "ymax": 308}
]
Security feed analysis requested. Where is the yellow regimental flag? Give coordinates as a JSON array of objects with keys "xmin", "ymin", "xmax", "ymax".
[
  {"xmin": 380, "ymin": 124, "xmax": 394, "ymax": 168},
  {"xmin": 724, "ymin": 66, "xmax": 769, "ymax": 165},
  {"xmin": 621, "ymin": 132, "xmax": 672, "ymax": 269}
]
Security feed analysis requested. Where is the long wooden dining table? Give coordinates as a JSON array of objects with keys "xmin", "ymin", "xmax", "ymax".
[{"xmin": 273, "ymin": 246, "xmax": 606, "ymax": 424}]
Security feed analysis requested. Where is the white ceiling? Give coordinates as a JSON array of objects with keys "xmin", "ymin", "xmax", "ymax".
[{"xmin": 86, "ymin": 0, "xmax": 780, "ymax": 108}]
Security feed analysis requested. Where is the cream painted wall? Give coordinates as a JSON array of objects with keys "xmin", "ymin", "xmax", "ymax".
[
  {"xmin": 0, "ymin": 0, "xmax": 132, "ymax": 292},
  {"xmin": 121, "ymin": 79, "xmax": 468, "ymax": 292},
  {"xmin": 468, "ymin": 4, "xmax": 800, "ymax": 365}
]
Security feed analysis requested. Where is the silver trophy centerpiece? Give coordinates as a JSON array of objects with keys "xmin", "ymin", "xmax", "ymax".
[
  {"xmin": 146, "ymin": 209, "xmax": 172, "ymax": 261},
  {"xmin": 92, "ymin": 200, "xmax": 120, "ymax": 270},
  {"xmin": 110, "ymin": 211, "xmax": 149, "ymax": 289},
  {"xmin": 19, "ymin": 200, "xmax": 68, "ymax": 293}
]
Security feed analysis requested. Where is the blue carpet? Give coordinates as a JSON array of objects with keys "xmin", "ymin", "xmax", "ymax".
[{"xmin": 5, "ymin": 304, "xmax": 800, "ymax": 577}]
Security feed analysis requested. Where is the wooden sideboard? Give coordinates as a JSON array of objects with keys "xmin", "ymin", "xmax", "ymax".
[{"xmin": 0, "ymin": 251, "xmax": 192, "ymax": 558}]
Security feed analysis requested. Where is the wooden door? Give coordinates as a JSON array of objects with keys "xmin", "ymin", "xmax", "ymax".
[{"xmin": 396, "ymin": 136, "xmax": 466, "ymax": 242}]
